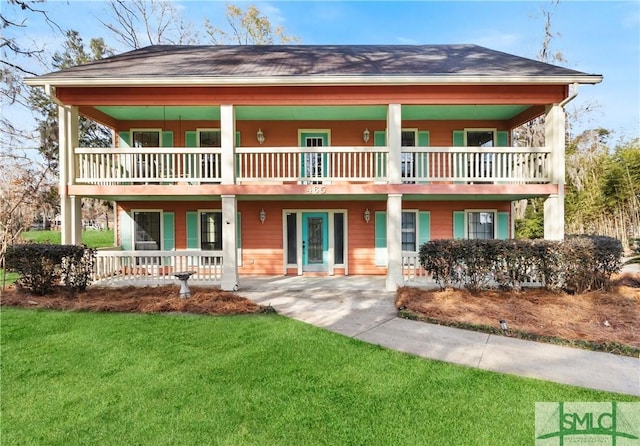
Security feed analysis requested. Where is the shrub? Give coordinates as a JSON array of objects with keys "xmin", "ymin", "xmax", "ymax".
[
  {"xmin": 418, "ymin": 236, "xmax": 622, "ymax": 293},
  {"xmin": 5, "ymin": 244, "xmax": 96, "ymax": 295}
]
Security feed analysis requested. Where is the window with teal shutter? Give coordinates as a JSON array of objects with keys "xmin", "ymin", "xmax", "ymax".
[
  {"xmin": 417, "ymin": 131, "xmax": 430, "ymax": 182},
  {"xmin": 418, "ymin": 211, "xmax": 431, "ymax": 246},
  {"xmin": 163, "ymin": 212, "xmax": 175, "ymax": 251},
  {"xmin": 119, "ymin": 211, "xmax": 133, "ymax": 250},
  {"xmin": 375, "ymin": 211, "xmax": 387, "ymax": 266},
  {"xmin": 496, "ymin": 212, "xmax": 509, "ymax": 239},
  {"xmin": 119, "ymin": 131, "xmax": 131, "ymax": 148},
  {"xmin": 453, "ymin": 211, "xmax": 465, "ymax": 239},
  {"xmin": 452, "ymin": 130, "xmax": 464, "ymax": 183},
  {"xmin": 162, "ymin": 131, "xmax": 173, "ymax": 147},
  {"xmin": 374, "ymin": 131, "xmax": 387, "ymax": 179},
  {"xmin": 186, "ymin": 211, "xmax": 198, "ymax": 249}
]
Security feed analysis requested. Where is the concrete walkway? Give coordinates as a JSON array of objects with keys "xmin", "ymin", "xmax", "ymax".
[{"xmin": 239, "ymin": 276, "xmax": 640, "ymax": 397}]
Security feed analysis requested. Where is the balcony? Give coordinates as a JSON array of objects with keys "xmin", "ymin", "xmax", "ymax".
[{"xmin": 74, "ymin": 146, "xmax": 551, "ymax": 186}]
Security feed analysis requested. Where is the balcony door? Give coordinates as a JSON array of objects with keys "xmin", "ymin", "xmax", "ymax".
[
  {"xmin": 302, "ymin": 212, "xmax": 328, "ymax": 272},
  {"xmin": 300, "ymin": 131, "xmax": 329, "ymax": 184}
]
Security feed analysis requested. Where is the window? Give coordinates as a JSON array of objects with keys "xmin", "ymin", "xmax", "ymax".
[
  {"xmin": 133, "ymin": 211, "xmax": 161, "ymax": 250},
  {"xmin": 467, "ymin": 211, "xmax": 495, "ymax": 240},
  {"xmin": 132, "ymin": 130, "xmax": 160, "ymax": 147},
  {"xmin": 286, "ymin": 213, "xmax": 297, "ymax": 264},
  {"xmin": 304, "ymin": 136, "xmax": 324, "ymax": 182},
  {"xmin": 401, "ymin": 130, "xmax": 416, "ymax": 182},
  {"xmin": 200, "ymin": 212, "xmax": 222, "ymax": 250},
  {"xmin": 334, "ymin": 213, "xmax": 345, "ymax": 264},
  {"xmin": 401, "ymin": 211, "xmax": 416, "ymax": 251},
  {"xmin": 198, "ymin": 130, "xmax": 221, "ymax": 179},
  {"xmin": 465, "ymin": 129, "xmax": 495, "ymax": 183}
]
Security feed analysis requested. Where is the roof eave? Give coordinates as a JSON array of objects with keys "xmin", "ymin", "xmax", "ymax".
[{"xmin": 24, "ymin": 74, "xmax": 603, "ymax": 88}]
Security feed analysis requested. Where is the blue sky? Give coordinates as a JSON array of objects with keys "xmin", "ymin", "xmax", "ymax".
[{"xmin": 6, "ymin": 0, "xmax": 640, "ymax": 141}]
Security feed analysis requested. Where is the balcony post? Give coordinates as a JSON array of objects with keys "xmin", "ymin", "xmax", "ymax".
[
  {"xmin": 220, "ymin": 194, "xmax": 239, "ymax": 291},
  {"xmin": 544, "ymin": 104, "xmax": 565, "ymax": 240},
  {"xmin": 387, "ymin": 103, "xmax": 402, "ymax": 184},
  {"xmin": 220, "ymin": 104, "xmax": 235, "ymax": 185},
  {"xmin": 58, "ymin": 105, "xmax": 79, "ymax": 244},
  {"xmin": 386, "ymin": 193, "xmax": 403, "ymax": 291}
]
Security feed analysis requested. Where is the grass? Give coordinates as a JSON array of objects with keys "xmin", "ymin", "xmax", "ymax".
[
  {"xmin": 2, "ymin": 309, "xmax": 637, "ymax": 445},
  {"xmin": 19, "ymin": 229, "xmax": 115, "ymax": 248}
]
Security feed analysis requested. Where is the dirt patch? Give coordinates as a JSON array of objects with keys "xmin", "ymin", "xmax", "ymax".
[
  {"xmin": 1, "ymin": 285, "xmax": 272, "ymax": 315},
  {"xmin": 396, "ymin": 273, "xmax": 640, "ymax": 351}
]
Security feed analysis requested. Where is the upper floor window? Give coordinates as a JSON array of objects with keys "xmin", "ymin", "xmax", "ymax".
[
  {"xmin": 465, "ymin": 130, "xmax": 495, "ymax": 147},
  {"xmin": 401, "ymin": 129, "xmax": 416, "ymax": 182},
  {"xmin": 199, "ymin": 130, "xmax": 221, "ymax": 147},
  {"xmin": 132, "ymin": 130, "xmax": 160, "ymax": 148}
]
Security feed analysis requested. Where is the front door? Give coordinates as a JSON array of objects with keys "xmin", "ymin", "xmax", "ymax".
[{"xmin": 302, "ymin": 212, "xmax": 328, "ymax": 272}]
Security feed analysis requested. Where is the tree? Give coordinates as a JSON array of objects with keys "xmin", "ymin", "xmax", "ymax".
[
  {"xmin": 205, "ymin": 4, "xmax": 299, "ymax": 45},
  {"xmin": 99, "ymin": 0, "xmax": 200, "ymax": 50}
]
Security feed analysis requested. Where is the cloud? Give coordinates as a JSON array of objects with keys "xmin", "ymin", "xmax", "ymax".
[
  {"xmin": 471, "ymin": 30, "xmax": 522, "ymax": 52},
  {"xmin": 396, "ymin": 37, "xmax": 419, "ymax": 45}
]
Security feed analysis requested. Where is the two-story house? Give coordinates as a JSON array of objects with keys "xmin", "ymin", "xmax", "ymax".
[{"xmin": 26, "ymin": 45, "xmax": 602, "ymax": 290}]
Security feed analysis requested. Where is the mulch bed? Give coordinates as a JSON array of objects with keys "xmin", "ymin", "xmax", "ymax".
[
  {"xmin": 0, "ymin": 285, "xmax": 272, "ymax": 315},
  {"xmin": 396, "ymin": 273, "xmax": 640, "ymax": 350}
]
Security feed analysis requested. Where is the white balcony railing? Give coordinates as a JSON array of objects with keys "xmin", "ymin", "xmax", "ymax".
[
  {"xmin": 73, "ymin": 146, "xmax": 550, "ymax": 185},
  {"xmin": 94, "ymin": 249, "xmax": 223, "ymax": 284}
]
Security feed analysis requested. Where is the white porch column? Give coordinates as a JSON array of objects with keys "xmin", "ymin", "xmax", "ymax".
[
  {"xmin": 386, "ymin": 193, "xmax": 403, "ymax": 291},
  {"xmin": 544, "ymin": 104, "xmax": 565, "ymax": 240},
  {"xmin": 58, "ymin": 105, "xmax": 79, "ymax": 244},
  {"xmin": 70, "ymin": 196, "xmax": 82, "ymax": 245},
  {"xmin": 220, "ymin": 194, "xmax": 239, "ymax": 291},
  {"xmin": 220, "ymin": 104, "xmax": 236, "ymax": 185},
  {"xmin": 387, "ymin": 103, "xmax": 402, "ymax": 184}
]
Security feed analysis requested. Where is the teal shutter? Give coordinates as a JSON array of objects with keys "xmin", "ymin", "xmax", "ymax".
[
  {"xmin": 374, "ymin": 131, "xmax": 387, "ymax": 179},
  {"xmin": 162, "ymin": 131, "xmax": 173, "ymax": 147},
  {"xmin": 163, "ymin": 212, "xmax": 175, "ymax": 250},
  {"xmin": 186, "ymin": 211, "xmax": 198, "ymax": 249},
  {"xmin": 235, "ymin": 131, "xmax": 241, "ymax": 147},
  {"xmin": 497, "ymin": 131, "xmax": 509, "ymax": 147},
  {"xmin": 185, "ymin": 131, "xmax": 197, "ymax": 147},
  {"xmin": 417, "ymin": 131, "xmax": 430, "ymax": 182},
  {"xmin": 375, "ymin": 211, "xmax": 387, "ymax": 266},
  {"xmin": 497, "ymin": 212, "xmax": 509, "ymax": 240},
  {"xmin": 418, "ymin": 212, "xmax": 431, "ymax": 246},
  {"xmin": 453, "ymin": 211, "xmax": 465, "ymax": 240},
  {"xmin": 119, "ymin": 211, "xmax": 132, "ymax": 250},
  {"xmin": 453, "ymin": 130, "xmax": 465, "ymax": 183},
  {"xmin": 118, "ymin": 131, "xmax": 131, "ymax": 148}
]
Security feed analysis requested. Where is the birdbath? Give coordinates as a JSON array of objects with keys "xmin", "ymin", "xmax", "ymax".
[{"xmin": 174, "ymin": 271, "xmax": 196, "ymax": 298}]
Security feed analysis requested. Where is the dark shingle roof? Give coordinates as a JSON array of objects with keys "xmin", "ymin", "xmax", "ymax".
[{"xmin": 29, "ymin": 44, "xmax": 600, "ymax": 84}]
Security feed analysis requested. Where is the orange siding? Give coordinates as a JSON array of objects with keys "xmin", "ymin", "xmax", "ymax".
[{"xmin": 117, "ymin": 199, "xmax": 511, "ymax": 276}]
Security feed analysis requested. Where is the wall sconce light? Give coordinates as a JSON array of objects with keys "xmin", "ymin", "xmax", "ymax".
[
  {"xmin": 364, "ymin": 208, "xmax": 371, "ymax": 224},
  {"xmin": 363, "ymin": 128, "xmax": 370, "ymax": 143},
  {"xmin": 256, "ymin": 128, "xmax": 265, "ymax": 145},
  {"xmin": 259, "ymin": 208, "xmax": 266, "ymax": 224}
]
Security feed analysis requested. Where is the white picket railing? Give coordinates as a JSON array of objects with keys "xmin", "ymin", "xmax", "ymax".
[
  {"xmin": 94, "ymin": 250, "xmax": 223, "ymax": 284},
  {"xmin": 75, "ymin": 147, "xmax": 222, "ymax": 184},
  {"xmin": 73, "ymin": 146, "xmax": 550, "ymax": 185}
]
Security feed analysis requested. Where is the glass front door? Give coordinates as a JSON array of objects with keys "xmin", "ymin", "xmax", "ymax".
[{"xmin": 302, "ymin": 212, "xmax": 328, "ymax": 272}]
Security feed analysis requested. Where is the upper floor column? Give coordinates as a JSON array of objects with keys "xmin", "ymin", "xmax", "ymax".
[
  {"xmin": 220, "ymin": 104, "xmax": 236, "ymax": 185},
  {"xmin": 387, "ymin": 103, "xmax": 402, "ymax": 184}
]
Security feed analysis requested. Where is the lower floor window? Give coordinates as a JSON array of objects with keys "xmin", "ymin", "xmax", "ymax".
[
  {"xmin": 133, "ymin": 211, "xmax": 160, "ymax": 250},
  {"xmin": 401, "ymin": 212, "xmax": 416, "ymax": 251},
  {"xmin": 201, "ymin": 212, "xmax": 222, "ymax": 250},
  {"xmin": 467, "ymin": 211, "xmax": 495, "ymax": 239}
]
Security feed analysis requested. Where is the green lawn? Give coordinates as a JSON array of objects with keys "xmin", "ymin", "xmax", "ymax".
[
  {"xmin": 2, "ymin": 309, "xmax": 636, "ymax": 445},
  {"xmin": 20, "ymin": 229, "xmax": 115, "ymax": 248}
]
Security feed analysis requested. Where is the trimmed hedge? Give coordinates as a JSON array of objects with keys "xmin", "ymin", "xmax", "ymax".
[
  {"xmin": 418, "ymin": 236, "xmax": 622, "ymax": 293},
  {"xmin": 4, "ymin": 244, "xmax": 96, "ymax": 295}
]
